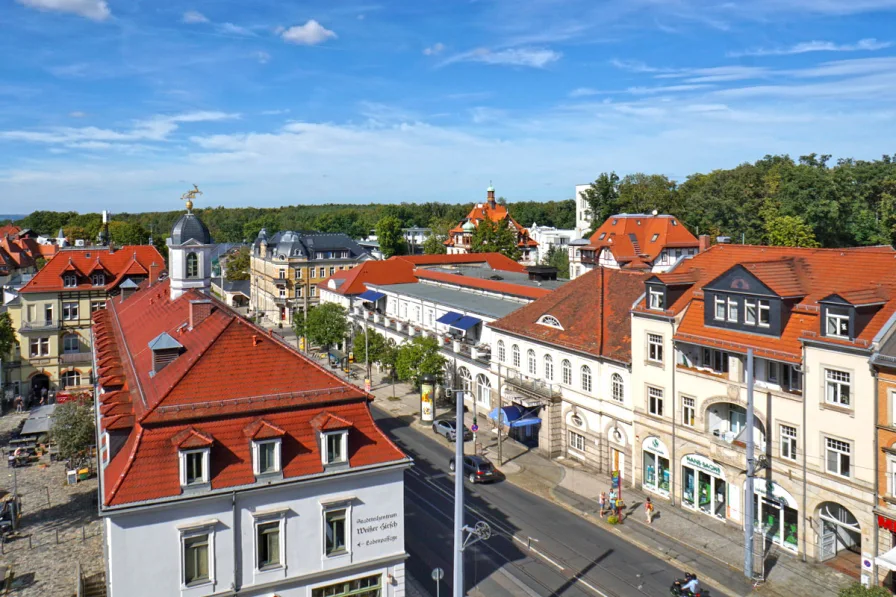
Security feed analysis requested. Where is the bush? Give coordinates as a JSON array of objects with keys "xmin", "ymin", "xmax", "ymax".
[
  {"xmin": 838, "ymin": 584, "xmax": 891, "ymax": 597},
  {"xmin": 606, "ymin": 515, "xmax": 619, "ymax": 525}
]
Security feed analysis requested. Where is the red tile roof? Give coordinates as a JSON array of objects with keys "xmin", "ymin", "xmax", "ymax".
[
  {"xmin": 586, "ymin": 214, "xmax": 698, "ymax": 265},
  {"xmin": 392, "ymin": 252, "xmax": 526, "ymax": 272},
  {"xmin": 93, "ymin": 278, "xmax": 407, "ymax": 507},
  {"xmin": 319, "ymin": 259, "xmax": 417, "ymax": 296},
  {"xmin": 444, "ymin": 193, "xmax": 537, "ymax": 249},
  {"xmin": 637, "ymin": 244, "xmax": 896, "ymax": 360},
  {"xmin": 0, "ymin": 225, "xmax": 50, "ymax": 274},
  {"xmin": 20, "ymin": 246, "xmax": 164, "ymax": 293},
  {"xmin": 413, "ymin": 268, "xmax": 552, "ymax": 300},
  {"xmin": 489, "ymin": 267, "xmax": 649, "ymax": 362}
]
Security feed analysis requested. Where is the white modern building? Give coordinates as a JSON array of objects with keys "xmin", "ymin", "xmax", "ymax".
[
  {"xmin": 528, "ymin": 223, "xmax": 577, "ymax": 265},
  {"xmin": 93, "ymin": 203, "xmax": 411, "ymax": 597}
]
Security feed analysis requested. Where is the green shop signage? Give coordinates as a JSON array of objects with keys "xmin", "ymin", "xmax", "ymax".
[{"xmin": 683, "ymin": 454, "xmax": 723, "ymax": 477}]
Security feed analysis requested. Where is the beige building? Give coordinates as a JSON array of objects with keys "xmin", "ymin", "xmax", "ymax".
[
  {"xmin": 249, "ymin": 230, "xmax": 370, "ymax": 326},
  {"xmin": 4, "ymin": 245, "xmax": 163, "ymax": 399},
  {"xmin": 630, "ymin": 244, "xmax": 896, "ymax": 581}
]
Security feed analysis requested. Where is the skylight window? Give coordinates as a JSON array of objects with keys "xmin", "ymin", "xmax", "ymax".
[
  {"xmin": 671, "ymin": 219, "xmax": 678, "ymax": 226},
  {"xmin": 598, "ymin": 233, "xmax": 606, "ymax": 240},
  {"xmin": 651, "ymin": 234, "xmax": 659, "ymax": 242}
]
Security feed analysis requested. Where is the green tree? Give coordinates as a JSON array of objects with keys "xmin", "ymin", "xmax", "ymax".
[
  {"xmin": 765, "ymin": 215, "xmax": 821, "ymax": 248},
  {"xmin": 376, "ymin": 216, "xmax": 406, "ymax": 258},
  {"xmin": 543, "ymin": 245, "xmax": 570, "ymax": 278},
  {"xmin": 352, "ymin": 329, "xmax": 389, "ymax": 369},
  {"xmin": 395, "ymin": 336, "xmax": 447, "ymax": 388},
  {"xmin": 838, "ymin": 583, "xmax": 891, "ymax": 597},
  {"xmin": 580, "ymin": 172, "xmax": 620, "ymax": 233},
  {"xmin": 470, "ymin": 218, "xmax": 521, "ymax": 260},
  {"xmin": 304, "ymin": 303, "xmax": 349, "ymax": 351},
  {"xmin": 34, "ymin": 257, "xmax": 47, "ymax": 271},
  {"xmin": 422, "ymin": 216, "xmax": 454, "ymax": 255},
  {"xmin": 108, "ymin": 221, "xmax": 149, "ymax": 245},
  {"xmin": 0, "ymin": 312, "xmax": 15, "ymax": 358},
  {"xmin": 617, "ymin": 173, "xmax": 679, "ymax": 215},
  {"xmin": 51, "ymin": 399, "xmax": 96, "ymax": 460},
  {"xmin": 225, "ymin": 246, "xmax": 250, "ymax": 281}
]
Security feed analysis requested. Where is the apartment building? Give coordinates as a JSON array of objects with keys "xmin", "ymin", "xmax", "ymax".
[
  {"xmin": 568, "ymin": 213, "xmax": 702, "ymax": 280},
  {"xmin": 528, "ymin": 223, "xmax": 577, "ymax": 265},
  {"xmin": 5, "ymin": 244, "xmax": 163, "ymax": 398},
  {"xmin": 631, "ymin": 244, "xmax": 896, "ymax": 579},
  {"xmin": 872, "ymin": 327, "xmax": 896, "ymax": 590},
  {"xmin": 94, "ymin": 207, "xmax": 410, "ymax": 597},
  {"xmin": 488, "ymin": 267, "xmax": 649, "ymax": 469},
  {"xmin": 250, "ymin": 230, "xmax": 370, "ymax": 326}
]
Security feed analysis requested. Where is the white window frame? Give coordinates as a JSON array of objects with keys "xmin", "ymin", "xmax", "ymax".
[
  {"xmin": 318, "ymin": 267, "xmax": 325, "ymax": 278},
  {"xmin": 648, "ymin": 287, "xmax": 664, "ymax": 310},
  {"xmin": 180, "ymin": 526, "xmax": 215, "ymax": 589},
  {"xmin": 544, "ymin": 354, "xmax": 554, "ymax": 381},
  {"xmin": 647, "ymin": 333, "xmax": 663, "ymax": 364},
  {"xmin": 892, "ymin": 390, "xmax": 896, "ymax": 427},
  {"xmin": 888, "ymin": 456, "xmax": 896, "ymax": 497},
  {"xmin": 90, "ymin": 300, "xmax": 106, "ymax": 313},
  {"xmin": 323, "ymin": 504, "xmax": 351, "ymax": 558},
  {"xmin": 29, "ymin": 337, "xmax": 49, "ymax": 357},
  {"xmin": 648, "ymin": 386, "xmax": 664, "ymax": 417},
  {"xmin": 758, "ymin": 300, "xmax": 770, "ymax": 327},
  {"xmin": 825, "ymin": 368, "xmax": 851, "ymax": 407},
  {"xmin": 780, "ymin": 424, "xmax": 797, "ymax": 461},
  {"xmin": 726, "ymin": 296, "xmax": 738, "ymax": 322},
  {"xmin": 90, "ymin": 272, "xmax": 105, "ymax": 286},
  {"xmin": 63, "ymin": 273, "xmax": 77, "ymax": 288},
  {"xmin": 580, "ymin": 365, "xmax": 592, "ymax": 392},
  {"xmin": 512, "ymin": 345, "xmax": 520, "ymax": 368},
  {"xmin": 60, "ymin": 370, "xmax": 81, "ymax": 387},
  {"xmin": 826, "ymin": 307, "xmax": 850, "ymax": 338},
  {"xmin": 825, "ymin": 436, "xmax": 851, "ymax": 478},
  {"xmin": 682, "ymin": 396, "xmax": 695, "ymax": 427},
  {"xmin": 562, "ymin": 359, "xmax": 572, "ymax": 385},
  {"xmin": 568, "ymin": 430, "xmax": 585, "ymax": 452},
  {"xmin": 744, "ymin": 299, "xmax": 757, "ymax": 325},
  {"xmin": 714, "ymin": 295, "xmax": 725, "ymax": 320},
  {"xmin": 180, "ymin": 448, "xmax": 210, "ymax": 487},
  {"xmin": 309, "ymin": 286, "xmax": 316, "ymax": 297},
  {"xmin": 63, "ymin": 333, "xmax": 80, "ymax": 353},
  {"xmin": 62, "ymin": 301, "xmax": 79, "ymax": 321},
  {"xmin": 527, "ymin": 349, "xmax": 536, "ymax": 375},
  {"xmin": 497, "ymin": 340, "xmax": 505, "ymax": 362},
  {"xmin": 252, "ymin": 439, "xmax": 282, "ymax": 476},
  {"xmin": 254, "ymin": 513, "xmax": 286, "ymax": 572},
  {"xmin": 611, "ymin": 373, "xmax": 624, "ymax": 402},
  {"xmin": 322, "ymin": 431, "xmax": 348, "ymax": 466}
]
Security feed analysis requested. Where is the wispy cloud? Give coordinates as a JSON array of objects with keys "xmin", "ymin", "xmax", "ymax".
[
  {"xmin": 423, "ymin": 42, "xmax": 446, "ymax": 56},
  {"xmin": 626, "ymin": 84, "xmax": 713, "ymax": 94},
  {"xmin": 730, "ymin": 37, "xmax": 891, "ymax": 57},
  {"xmin": 181, "ymin": 10, "xmax": 208, "ymax": 24},
  {"xmin": 68, "ymin": 111, "xmax": 88, "ymax": 118},
  {"xmin": 281, "ymin": 20, "xmax": 337, "ymax": 45},
  {"xmin": 16, "ymin": 0, "xmax": 110, "ymax": 21},
  {"xmin": 218, "ymin": 22, "xmax": 254, "ymax": 36},
  {"xmin": 443, "ymin": 47, "xmax": 561, "ymax": 68},
  {"xmin": 252, "ymin": 51, "xmax": 271, "ymax": 64},
  {"xmin": 569, "ymin": 87, "xmax": 603, "ymax": 98}
]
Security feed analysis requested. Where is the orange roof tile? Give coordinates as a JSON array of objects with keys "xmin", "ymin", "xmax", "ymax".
[
  {"xmin": 392, "ymin": 252, "xmax": 526, "ymax": 272},
  {"xmin": 587, "ymin": 214, "xmax": 698, "ymax": 265},
  {"xmin": 21, "ymin": 246, "xmax": 164, "ymax": 293}
]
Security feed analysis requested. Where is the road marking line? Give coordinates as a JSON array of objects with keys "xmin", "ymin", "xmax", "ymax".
[{"xmin": 510, "ymin": 536, "xmax": 565, "ymax": 571}]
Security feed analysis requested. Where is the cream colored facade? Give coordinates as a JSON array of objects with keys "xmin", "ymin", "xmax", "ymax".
[{"xmin": 631, "ymin": 311, "xmax": 876, "ymax": 569}]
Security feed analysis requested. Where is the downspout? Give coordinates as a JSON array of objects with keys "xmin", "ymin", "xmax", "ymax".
[
  {"xmin": 232, "ymin": 491, "xmax": 240, "ymax": 593},
  {"xmin": 873, "ymin": 360, "xmax": 880, "ymax": 585},
  {"xmin": 801, "ymin": 342, "xmax": 808, "ymax": 563}
]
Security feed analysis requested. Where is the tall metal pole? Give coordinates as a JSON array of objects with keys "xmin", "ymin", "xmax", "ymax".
[
  {"xmin": 365, "ymin": 319, "xmax": 370, "ymax": 380},
  {"xmin": 497, "ymin": 364, "xmax": 503, "ymax": 466},
  {"xmin": 744, "ymin": 348, "xmax": 755, "ymax": 580},
  {"xmin": 453, "ymin": 389, "xmax": 465, "ymax": 597}
]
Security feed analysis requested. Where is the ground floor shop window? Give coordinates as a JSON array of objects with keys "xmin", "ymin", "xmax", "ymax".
[
  {"xmin": 681, "ymin": 455, "xmax": 727, "ymax": 520},
  {"xmin": 753, "ymin": 494, "xmax": 798, "ymax": 551},
  {"xmin": 643, "ymin": 450, "xmax": 670, "ymax": 496},
  {"xmin": 312, "ymin": 574, "xmax": 382, "ymax": 597}
]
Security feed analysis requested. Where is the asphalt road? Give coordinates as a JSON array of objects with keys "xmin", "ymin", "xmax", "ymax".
[{"xmin": 372, "ymin": 408, "xmax": 693, "ymax": 597}]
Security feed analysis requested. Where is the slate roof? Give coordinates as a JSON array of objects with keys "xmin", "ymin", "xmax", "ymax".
[
  {"xmin": 258, "ymin": 231, "xmax": 368, "ymax": 261},
  {"xmin": 413, "ymin": 269, "xmax": 553, "ymax": 300},
  {"xmin": 170, "ymin": 213, "xmax": 211, "ymax": 245},
  {"xmin": 93, "ymin": 278, "xmax": 406, "ymax": 508},
  {"xmin": 489, "ymin": 268, "xmax": 649, "ymax": 362},
  {"xmin": 586, "ymin": 214, "xmax": 698, "ymax": 265},
  {"xmin": 19, "ymin": 246, "xmax": 164, "ymax": 294}
]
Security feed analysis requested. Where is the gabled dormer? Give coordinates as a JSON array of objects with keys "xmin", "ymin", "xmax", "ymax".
[
  {"xmin": 88, "ymin": 258, "xmax": 108, "ymax": 286},
  {"xmin": 61, "ymin": 259, "xmax": 82, "ymax": 288},
  {"xmin": 644, "ymin": 273, "xmax": 693, "ymax": 312},
  {"xmin": 311, "ymin": 411, "xmax": 352, "ymax": 469},
  {"xmin": 171, "ymin": 427, "xmax": 214, "ymax": 491},
  {"xmin": 148, "ymin": 331, "xmax": 183, "ymax": 374},
  {"xmin": 243, "ymin": 419, "xmax": 285, "ymax": 479},
  {"xmin": 819, "ymin": 289, "xmax": 886, "ymax": 341}
]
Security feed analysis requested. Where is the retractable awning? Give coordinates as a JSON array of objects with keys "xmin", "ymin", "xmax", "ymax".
[
  {"xmin": 450, "ymin": 315, "xmax": 482, "ymax": 332},
  {"xmin": 877, "ymin": 547, "xmax": 896, "ymax": 572},
  {"xmin": 487, "ymin": 405, "xmax": 542, "ymax": 428},
  {"xmin": 436, "ymin": 311, "xmax": 463, "ymax": 325},
  {"xmin": 358, "ymin": 290, "xmax": 385, "ymax": 302}
]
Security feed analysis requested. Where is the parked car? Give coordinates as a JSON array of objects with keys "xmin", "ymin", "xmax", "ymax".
[
  {"xmin": 431, "ymin": 418, "xmax": 473, "ymax": 442},
  {"xmin": 449, "ymin": 454, "xmax": 498, "ymax": 483}
]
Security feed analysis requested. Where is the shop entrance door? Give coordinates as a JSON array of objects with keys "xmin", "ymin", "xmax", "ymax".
[{"xmin": 612, "ymin": 448, "xmax": 625, "ymax": 482}]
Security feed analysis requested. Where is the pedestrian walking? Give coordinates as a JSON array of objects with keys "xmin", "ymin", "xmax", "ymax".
[
  {"xmin": 615, "ymin": 496, "xmax": 625, "ymax": 523},
  {"xmin": 14, "ymin": 395, "xmax": 23, "ymax": 413},
  {"xmin": 645, "ymin": 497, "xmax": 654, "ymax": 524},
  {"xmin": 598, "ymin": 492, "xmax": 608, "ymax": 518}
]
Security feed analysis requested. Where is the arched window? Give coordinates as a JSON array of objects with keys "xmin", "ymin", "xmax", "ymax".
[
  {"xmin": 581, "ymin": 365, "xmax": 592, "ymax": 392},
  {"xmin": 537, "ymin": 315, "xmax": 563, "ymax": 329},
  {"xmin": 527, "ymin": 349, "xmax": 536, "ymax": 375},
  {"xmin": 497, "ymin": 340, "xmax": 505, "ymax": 363},
  {"xmin": 458, "ymin": 367, "xmax": 472, "ymax": 394},
  {"xmin": 544, "ymin": 354, "xmax": 554, "ymax": 381},
  {"xmin": 611, "ymin": 373, "xmax": 624, "ymax": 402},
  {"xmin": 512, "ymin": 345, "xmax": 520, "ymax": 368},
  {"xmin": 60, "ymin": 370, "xmax": 81, "ymax": 388},
  {"xmin": 476, "ymin": 374, "xmax": 491, "ymax": 406},
  {"xmin": 186, "ymin": 252, "xmax": 199, "ymax": 278},
  {"xmin": 562, "ymin": 359, "xmax": 572, "ymax": 385}
]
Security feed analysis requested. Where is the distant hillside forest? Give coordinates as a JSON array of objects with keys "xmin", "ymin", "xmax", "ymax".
[
  {"xmin": 2, "ymin": 199, "xmax": 575, "ymax": 247},
  {"xmin": 6, "ymin": 152, "xmax": 896, "ymax": 250}
]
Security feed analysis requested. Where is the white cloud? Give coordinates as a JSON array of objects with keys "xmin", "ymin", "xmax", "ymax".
[
  {"xmin": 444, "ymin": 47, "xmax": 561, "ymax": 68},
  {"xmin": 569, "ymin": 87, "xmax": 602, "ymax": 98},
  {"xmin": 626, "ymin": 84, "xmax": 712, "ymax": 94},
  {"xmin": 423, "ymin": 42, "xmax": 446, "ymax": 56},
  {"xmin": 218, "ymin": 22, "xmax": 254, "ymax": 36},
  {"xmin": 659, "ymin": 65, "xmax": 771, "ymax": 83},
  {"xmin": 181, "ymin": 10, "xmax": 208, "ymax": 24},
  {"xmin": 69, "ymin": 111, "xmax": 87, "ymax": 118},
  {"xmin": 16, "ymin": 0, "xmax": 110, "ymax": 21},
  {"xmin": 610, "ymin": 59, "xmax": 670, "ymax": 73},
  {"xmin": 730, "ymin": 37, "xmax": 892, "ymax": 57},
  {"xmin": 253, "ymin": 51, "xmax": 271, "ymax": 64},
  {"xmin": 281, "ymin": 20, "xmax": 337, "ymax": 45}
]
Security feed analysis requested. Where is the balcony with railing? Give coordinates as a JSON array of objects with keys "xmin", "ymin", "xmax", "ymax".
[
  {"xmin": 61, "ymin": 351, "xmax": 92, "ymax": 364},
  {"xmin": 579, "ymin": 251, "xmax": 598, "ymax": 265},
  {"xmin": 504, "ymin": 368, "xmax": 561, "ymax": 399},
  {"xmin": 21, "ymin": 319, "xmax": 60, "ymax": 332}
]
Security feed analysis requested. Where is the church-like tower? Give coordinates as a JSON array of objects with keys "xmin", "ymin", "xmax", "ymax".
[{"xmin": 167, "ymin": 193, "xmax": 213, "ymax": 300}]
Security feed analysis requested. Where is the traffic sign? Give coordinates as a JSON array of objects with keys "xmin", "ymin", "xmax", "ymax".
[
  {"xmin": 431, "ymin": 567, "xmax": 444, "ymax": 581},
  {"xmin": 471, "ymin": 424, "xmax": 479, "ymax": 432}
]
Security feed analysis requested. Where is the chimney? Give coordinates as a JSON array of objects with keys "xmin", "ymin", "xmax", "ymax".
[
  {"xmin": 698, "ymin": 235, "xmax": 711, "ymax": 253},
  {"xmin": 189, "ymin": 299, "xmax": 213, "ymax": 329}
]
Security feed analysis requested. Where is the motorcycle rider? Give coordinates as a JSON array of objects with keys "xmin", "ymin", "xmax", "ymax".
[{"xmin": 681, "ymin": 573, "xmax": 700, "ymax": 596}]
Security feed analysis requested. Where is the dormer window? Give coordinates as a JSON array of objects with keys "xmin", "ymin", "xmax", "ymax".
[
  {"xmin": 598, "ymin": 232, "xmax": 606, "ymax": 240},
  {"xmin": 537, "ymin": 315, "xmax": 563, "ymax": 329},
  {"xmin": 651, "ymin": 233, "xmax": 659, "ymax": 242},
  {"xmin": 180, "ymin": 449, "xmax": 209, "ymax": 487},
  {"xmin": 745, "ymin": 299, "xmax": 757, "ymax": 325},
  {"xmin": 253, "ymin": 439, "xmax": 281, "ymax": 475},
  {"xmin": 91, "ymin": 272, "xmax": 105, "ymax": 286},
  {"xmin": 727, "ymin": 297, "xmax": 738, "ymax": 322},
  {"xmin": 323, "ymin": 431, "xmax": 348, "ymax": 466},
  {"xmin": 826, "ymin": 307, "xmax": 850, "ymax": 338},
  {"xmin": 714, "ymin": 295, "xmax": 725, "ymax": 320},
  {"xmin": 648, "ymin": 287, "xmax": 665, "ymax": 310},
  {"xmin": 64, "ymin": 274, "xmax": 77, "ymax": 288},
  {"xmin": 758, "ymin": 300, "xmax": 770, "ymax": 327}
]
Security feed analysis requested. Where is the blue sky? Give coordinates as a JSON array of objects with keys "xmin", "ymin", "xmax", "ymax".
[{"xmin": 2, "ymin": 0, "xmax": 896, "ymax": 212}]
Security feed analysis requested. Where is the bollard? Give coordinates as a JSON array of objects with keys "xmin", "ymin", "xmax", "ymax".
[
  {"xmin": 81, "ymin": 526, "xmax": 85, "ymax": 542},
  {"xmin": 46, "ymin": 486, "xmax": 50, "ymax": 507},
  {"xmin": 28, "ymin": 535, "xmax": 32, "ymax": 549},
  {"xmin": 55, "ymin": 529, "xmax": 59, "ymax": 544}
]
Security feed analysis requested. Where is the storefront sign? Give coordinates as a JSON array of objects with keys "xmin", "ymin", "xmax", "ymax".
[
  {"xmin": 879, "ymin": 515, "xmax": 896, "ymax": 533},
  {"xmin": 643, "ymin": 436, "xmax": 669, "ymax": 458},
  {"xmin": 682, "ymin": 454, "xmax": 723, "ymax": 478},
  {"xmin": 753, "ymin": 479, "xmax": 797, "ymax": 509},
  {"xmin": 355, "ymin": 512, "xmax": 401, "ymax": 550}
]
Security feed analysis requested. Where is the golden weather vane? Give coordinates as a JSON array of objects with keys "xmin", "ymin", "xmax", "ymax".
[{"xmin": 180, "ymin": 184, "xmax": 203, "ymax": 213}]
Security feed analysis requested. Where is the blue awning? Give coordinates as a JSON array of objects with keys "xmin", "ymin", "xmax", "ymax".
[
  {"xmin": 358, "ymin": 290, "xmax": 386, "ymax": 302},
  {"xmin": 450, "ymin": 315, "xmax": 482, "ymax": 331},
  {"xmin": 488, "ymin": 405, "xmax": 541, "ymax": 428},
  {"xmin": 436, "ymin": 311, "xmax": 463, "ymax": 325},
  {"xmin": 511, "ymin": 417, "xmax": 541, "ymax": 428}
]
